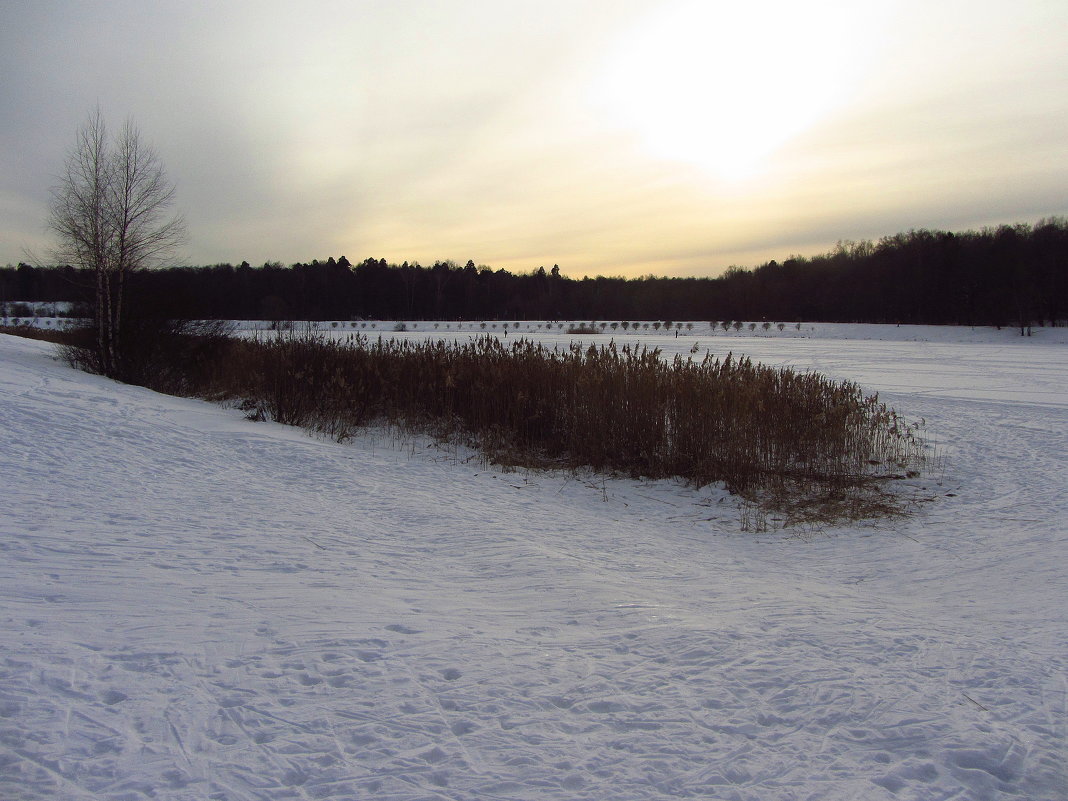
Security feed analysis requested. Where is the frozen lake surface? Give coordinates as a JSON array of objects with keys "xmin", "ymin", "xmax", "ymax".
[{"xmin": 1, "ymin": 324, "xmax": 1066, "ymax": 800}]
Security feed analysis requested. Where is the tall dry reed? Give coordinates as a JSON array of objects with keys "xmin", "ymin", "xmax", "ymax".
[{"xmin": 191, "ymin": 330, "xmax": 926, "ymax": 509}]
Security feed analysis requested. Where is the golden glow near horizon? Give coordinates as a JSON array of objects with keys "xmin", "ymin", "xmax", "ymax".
[{"xmin": 2, "ymin": 0, "xmax": 1067, "ymax": 277}]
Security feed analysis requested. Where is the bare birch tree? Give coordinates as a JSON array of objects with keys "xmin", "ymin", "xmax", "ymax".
[{"xmin": 49, "ymin": 109, "xmax": 185, "ymax": 378}]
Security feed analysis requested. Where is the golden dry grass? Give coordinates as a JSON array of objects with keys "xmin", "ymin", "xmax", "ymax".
[{"xmin": 192, "ymin": 331, "xmax": 927, "ymax": 521}]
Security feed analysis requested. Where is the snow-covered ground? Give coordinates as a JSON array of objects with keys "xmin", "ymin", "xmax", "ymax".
[
  {"xmin": 237, "ymin": 318, "xmax": 1068, "ymax": 344},
  {"xmin": 1, "ymin": 326, "xmax": 1066, "ymax": 800}
]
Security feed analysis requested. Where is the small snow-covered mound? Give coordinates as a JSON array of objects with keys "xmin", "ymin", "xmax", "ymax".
[{"xmin": 1, "ymin": 332, "xmax": 1066, "ymax": 800}]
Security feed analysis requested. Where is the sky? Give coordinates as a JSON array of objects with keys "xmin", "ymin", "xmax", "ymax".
[{"xmin": 2, "ymin": 0, "xmax": 1066, "ymax": 278}]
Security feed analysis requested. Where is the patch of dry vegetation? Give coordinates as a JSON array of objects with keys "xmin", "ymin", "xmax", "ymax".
[
  {"xmin": 183, "ymin": 330, "xmax": 927, "ymax": 522},
  {"xmin": 0, "ymin": 324, "xmax": 76, "ymax": 345},
  {"xmin": 47, "ymin": 322, "xmax": 927, "ymax": 523}
]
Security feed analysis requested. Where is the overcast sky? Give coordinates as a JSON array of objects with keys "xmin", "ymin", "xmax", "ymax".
[{"xmin": 3, "ymin": 0, "xmax": 1066, "ymax": 277}]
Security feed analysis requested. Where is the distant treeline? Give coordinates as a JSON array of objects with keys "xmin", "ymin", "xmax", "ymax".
[{"xmin": 4, "ymin": 219, "xmax": 1066, "ymax": 328}]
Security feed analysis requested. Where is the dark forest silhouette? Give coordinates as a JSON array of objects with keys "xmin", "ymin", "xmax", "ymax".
[{"xmin": 5, "ymin": 219, "xmax": 1066, "ymax": 331}]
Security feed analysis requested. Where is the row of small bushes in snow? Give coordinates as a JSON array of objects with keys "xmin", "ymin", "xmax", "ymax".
[
  {"xmin": 257, "ymin": 319, "xmax": 803, "ymax": 334},
  {"xmin": 179, "ymin": 330, "xmax": 926, "ymax": 514}
]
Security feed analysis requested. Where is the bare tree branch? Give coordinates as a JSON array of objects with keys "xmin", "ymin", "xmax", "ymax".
[{"xmin": 48, "ymin": 110, "xmax": 186, "ymax": 378}]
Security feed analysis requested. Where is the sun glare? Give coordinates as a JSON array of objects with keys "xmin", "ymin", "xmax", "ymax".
[{"xmin": 594, "ymin": 1, "xmax": 881, "ymax": 181}]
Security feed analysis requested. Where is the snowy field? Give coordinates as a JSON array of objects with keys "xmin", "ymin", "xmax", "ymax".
[{"xmin": 1, "ymin": 324, "xmax": 1066, "ymax": 800}]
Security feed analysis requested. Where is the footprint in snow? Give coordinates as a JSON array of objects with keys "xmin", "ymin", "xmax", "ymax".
[
  {"xmin": 100, "ymin": 689, "xmax": 128, "ymax": 705},
  {"xmin": 385, "ymin": 624, "xmax": 421, "ymax": 634},
  {"xmin": 450, "ymin": 720, "xmax": 476, "ymax": 736},
  {"xmin": 420, "ymin": 746, "xmax": 448, "ymax": 764}
]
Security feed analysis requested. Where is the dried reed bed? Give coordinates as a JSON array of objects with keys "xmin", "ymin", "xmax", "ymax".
[
  {"xmin": 0, "ymin": 324, "xmax": 76, "ymax": 345},
  {"xmin": 201, "ymin": 331, "xmax": 926, "ymax": 514}
]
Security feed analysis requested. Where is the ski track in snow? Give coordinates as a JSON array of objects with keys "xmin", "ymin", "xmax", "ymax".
[{"xmin": 1, "ymin": 327, "xmax": 1067, "ymax": 800}]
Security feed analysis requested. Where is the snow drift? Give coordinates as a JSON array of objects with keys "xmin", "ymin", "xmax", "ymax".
[{"xmin": 1, "ymin": 328, "xmax": 1066, "ymax": 800}]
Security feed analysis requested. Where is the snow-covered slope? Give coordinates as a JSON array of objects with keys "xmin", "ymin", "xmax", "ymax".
[{"xmin": 1, "ymin": 331, "xmax": 1066, "ymax": 800}]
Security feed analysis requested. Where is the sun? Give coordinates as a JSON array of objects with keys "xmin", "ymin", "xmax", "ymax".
[{"xmin": 593, "ymin": 0, "xmax": 881, "ymax": 181}]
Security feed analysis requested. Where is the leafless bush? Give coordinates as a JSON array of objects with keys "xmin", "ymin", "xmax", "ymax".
[{"xmin": 59, "ymin": 317, "xmax": 235, "ymax": 394}]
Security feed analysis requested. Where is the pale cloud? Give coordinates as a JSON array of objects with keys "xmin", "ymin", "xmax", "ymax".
[{"xmin": 2, "ymin": 0, "xmax": 1066, "ymax": 276}]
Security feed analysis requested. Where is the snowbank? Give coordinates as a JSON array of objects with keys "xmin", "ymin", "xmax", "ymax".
[{"xmin": 1, "ymin": 330, "xmax": 1066, "ymax": 800}]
